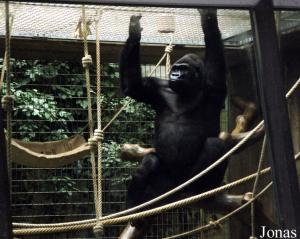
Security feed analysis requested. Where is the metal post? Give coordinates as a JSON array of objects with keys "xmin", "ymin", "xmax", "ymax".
[
  {"xmin": 250, "ymin": 0, "xmax": 300, "ymax": 232},
  {"xmin": 0, "ymin": 106, "xmax": 12, "ymax": 239}
]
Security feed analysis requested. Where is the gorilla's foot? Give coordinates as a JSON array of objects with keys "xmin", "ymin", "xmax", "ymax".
[
  {"xmin": 121, "ymin": 144, "xmax": 155, "ymax": 161},
  {"xmin": 118, "ymin": 223, "xmax": 147, "ymax": 239}
]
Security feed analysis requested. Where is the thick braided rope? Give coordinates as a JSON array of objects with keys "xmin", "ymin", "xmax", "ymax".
[
  {"xmin": 13, "ymin": 166, "xmax": 273, "ymax": 235},
  {"xmin": 13, "ymin": 150, "xmax": 300, "ymax": 232},
  {"xmin": 165, "ymin": 44, "xmax": 173, "ymax": 77},
  {"xmin": 94, "ymin": 9, "xmax": 104, "ymax": 235},
  {"xmin": 12, "ymin": 77, "xmax": 300, "ymax": 229},
  {"xmin": 163, "ymin": 182, "xmax": 273, "ymax": 239},
  {"xmin": 96, "ymin": 76, "xmax": 300, "ymax": 219},
  {"xmin": 0, "ymin": 16, "xmax": 13, "ymax": 92},
  {"xmin": 12, "ymin": 41, "xmax": 174, "ymax": 231},
  {"xmin": 81, "ymin": 5, "xmax": 99, "ymax": 219},
  {"xmin": 4, "ymin": 1, "xmax": 13, "ymax": 202},
  {"xmin": 0, "ymin": 51, "xmax": 6, "ymax": 92},
  {"xmin": 251, "ymin": 135, "xmax": 267, "ymax": 238}
]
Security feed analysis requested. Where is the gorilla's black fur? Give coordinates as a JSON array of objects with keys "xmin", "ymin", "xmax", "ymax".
[{"xmin": 119, "ymin": 10, "xmax": 227, "ymax": 212}]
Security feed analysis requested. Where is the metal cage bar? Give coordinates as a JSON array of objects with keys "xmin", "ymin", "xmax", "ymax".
[{"xmin": 250, "ymin": 0, "xmax": 300, "ymax": 233}]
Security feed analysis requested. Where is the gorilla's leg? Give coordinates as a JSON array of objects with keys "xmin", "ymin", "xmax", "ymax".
[
  {"xmin": 231, "ymin": 96, "xmax": 257, "ymax": 134},
  {"xmin": 127, "ymin": 153, "xmax": 161, "ymax": 208},
  {"xmin": 119, "ymin": 153, "xmax": 167, "ymax": 239},
  {"xmin": 219, "ymin": 98, "xmax": 264, "ymax": 151}
]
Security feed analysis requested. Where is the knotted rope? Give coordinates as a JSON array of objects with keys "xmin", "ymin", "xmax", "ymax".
[
  {"xmin": 93, "ymin": 8, "xmax": 104, "ymax": 239},
  {"xmin": 81, "ymin": 5, "xmax": 99, "ymax": 227}
]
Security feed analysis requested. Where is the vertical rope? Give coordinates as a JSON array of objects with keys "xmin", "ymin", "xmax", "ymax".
[
  {"xmin": 250, "ymin": 135, "xmax": 267, "ymax": 239},
  {"xmin": 0, "ymin": 16, "xmax": 13, "ymax": 93},
  {"xmin": 4, "ymin": 0, "xmax": 12, "ymax": 202},
  {"xmin": 0, "ymin": 51, "xmax": 7, "ymax": 92},
  {"xmin": 81, "ymin": 5, "xmax": 99, "ymax": 219},
  {"xmin": 94, "ymin": 9, "xmax": 105, "ymax": 238},
  {"xmin": 165, "ymin": 35, "xmax": 174, "ymax": 78}
]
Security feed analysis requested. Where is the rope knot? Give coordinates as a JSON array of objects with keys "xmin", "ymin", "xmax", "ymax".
[
  {"xmin": 1, "ymin": 95, "xmax": 14, "ymax": 111},
  {"xmin": 165, "ymin": 45, "xmax": 173, "ymax": 54},
  {"xmin": 93, "ymin": 222, "xmax": 104, "ymax": 239},
  {"xmin": 209, "ymin": 220, "xmax": 222, "ymax": 230},
  {"xmin": 94, "ymin": 128, "xmax": 104, "ymax": 142},
  {"xmin": 82, "ymin": 55, "xmax": 93, "ymax": 68},
  {"xmin": 88, "ymin": 137, "xmax": 98, "ymax": 148}
]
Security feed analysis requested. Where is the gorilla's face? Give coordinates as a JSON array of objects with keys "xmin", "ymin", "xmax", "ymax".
[{"xmin": 169, "ymin": 53, "xmax": 204, "ymax": 96}]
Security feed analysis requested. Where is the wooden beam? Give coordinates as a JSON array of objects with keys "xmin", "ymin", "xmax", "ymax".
[
  {"xmin": 0, "ymin": 106, "xmax": 12, "ymax": 239},
  {"xmin": 10, "ymin": 0, "xmax": 260, "ymax": 9},
  {"xmin": 0, "ymin": 37, "xmax": 247, "ymax": 66},
  {"xmin": 251, "ymin": 0, "xmax": 300, "ymax": 233}
]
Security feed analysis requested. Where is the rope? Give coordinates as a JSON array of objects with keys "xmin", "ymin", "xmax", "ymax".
[
  {"xmin": 12, "ymin": 75, "xmax": 300, "ymax": 230},
  {"xmin": 81, "ymin": 5, "xmax": 99, "ymax": 220},
  {"xmin": 286, "ymin": 77, "xmax": 300, "ymax": 98},
  {"xmin": 102, "ymin": 40, "xmax": 174, "ymax": 132},
  {"xmin": 13, "ymin": 167, "xmax": 273, "ymax": 235},
  {"xmin": 4, "ymin": 0, "xmax": 13, "ymax": 203},
  {"xmin": 165, "ymin": 35, "xmax": 174, "ymax": 77},
  {"xmin": 163, "ymin": 182, "xmax": 273, "ymax": 239},
  {"xmin": 251, "ymin": 135, "xmax": 267, "ymax": 238},
  {"xmin": 12, "ymin": 151, "xmax": 300, "ymax": 235},
  {"xmin": 0, "ymin": 16, "xmax": 13, "ymax": 92},
  {"xmin": 93, "ymin": 9, "xmax": 104, "ymax": 237}
]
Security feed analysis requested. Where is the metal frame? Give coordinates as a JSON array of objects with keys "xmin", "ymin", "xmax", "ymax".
[
  {"xmin": 8, "ymin": 0, "xmax": 300, "ymax": 9},
  {"xmin": 1, "ymin": 0, "xmax": 300, "ymax": 235},
  {"xmin": 251, "ymin": 0, "xmax": 300, "ymax": 232}
]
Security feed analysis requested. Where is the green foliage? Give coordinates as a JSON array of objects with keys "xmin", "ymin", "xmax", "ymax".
[
  {"xmin": 51, "ymin": 176, "xmax": 80, "ymax": 197},
  {"xmin": 3, "ymin": 59, "xmax": 154, "ymax": 207}
]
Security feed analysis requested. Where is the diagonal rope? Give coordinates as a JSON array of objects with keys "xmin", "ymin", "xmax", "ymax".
[
  {"xmin": 102, "ymin": 39, "xmax": 174, "ymax": 132},
  {"xmin": 163, "ymin": 182, "xmax": 273, "ymax": 239},
  {"xmin": 11, "ymin": 76, "xmax": 300, "ymax": 229},
  {"xmin": 12, "ymin": 168, "xmax": 274, "ymax": 235},
  {"xmin": 251, "ymin": 135, "xmax": 267, "ymax": 238},
  {"xmin": 14, "ymin": 152, "xmax": 300, "ymax": 235}
]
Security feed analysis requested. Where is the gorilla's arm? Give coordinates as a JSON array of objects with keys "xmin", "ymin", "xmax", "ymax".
[
  {"xmin": 201, "ymin": 9, "xmax": 226, "ymax": 100},
  {"xmin": 120, "ymin": 15, "xmax": 161, "ymax": 106}
]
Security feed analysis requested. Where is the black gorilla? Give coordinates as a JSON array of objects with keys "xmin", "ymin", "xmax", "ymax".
[{"xmin": 119, "ymin": 9, "xmax": 228, "ymax": 238}]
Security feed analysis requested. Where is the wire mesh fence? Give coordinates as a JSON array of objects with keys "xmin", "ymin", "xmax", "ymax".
[{"xmin": 2, "ymin": 60, "xmax": 228, "ymax": 239}]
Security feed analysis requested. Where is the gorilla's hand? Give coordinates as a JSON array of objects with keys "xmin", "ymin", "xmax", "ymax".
[
  {"xmin": 129, "ymin": 15, "xmax": 143, "ymax": 41},
  {"xmin": 198, "ymin": 8, "xmax": 217, "ymax": 18}
]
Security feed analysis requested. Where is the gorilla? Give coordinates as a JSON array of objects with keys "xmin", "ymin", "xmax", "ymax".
[{"xmin": 118, "ymin": 9, "xmax": 235, "ymax": 239}]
